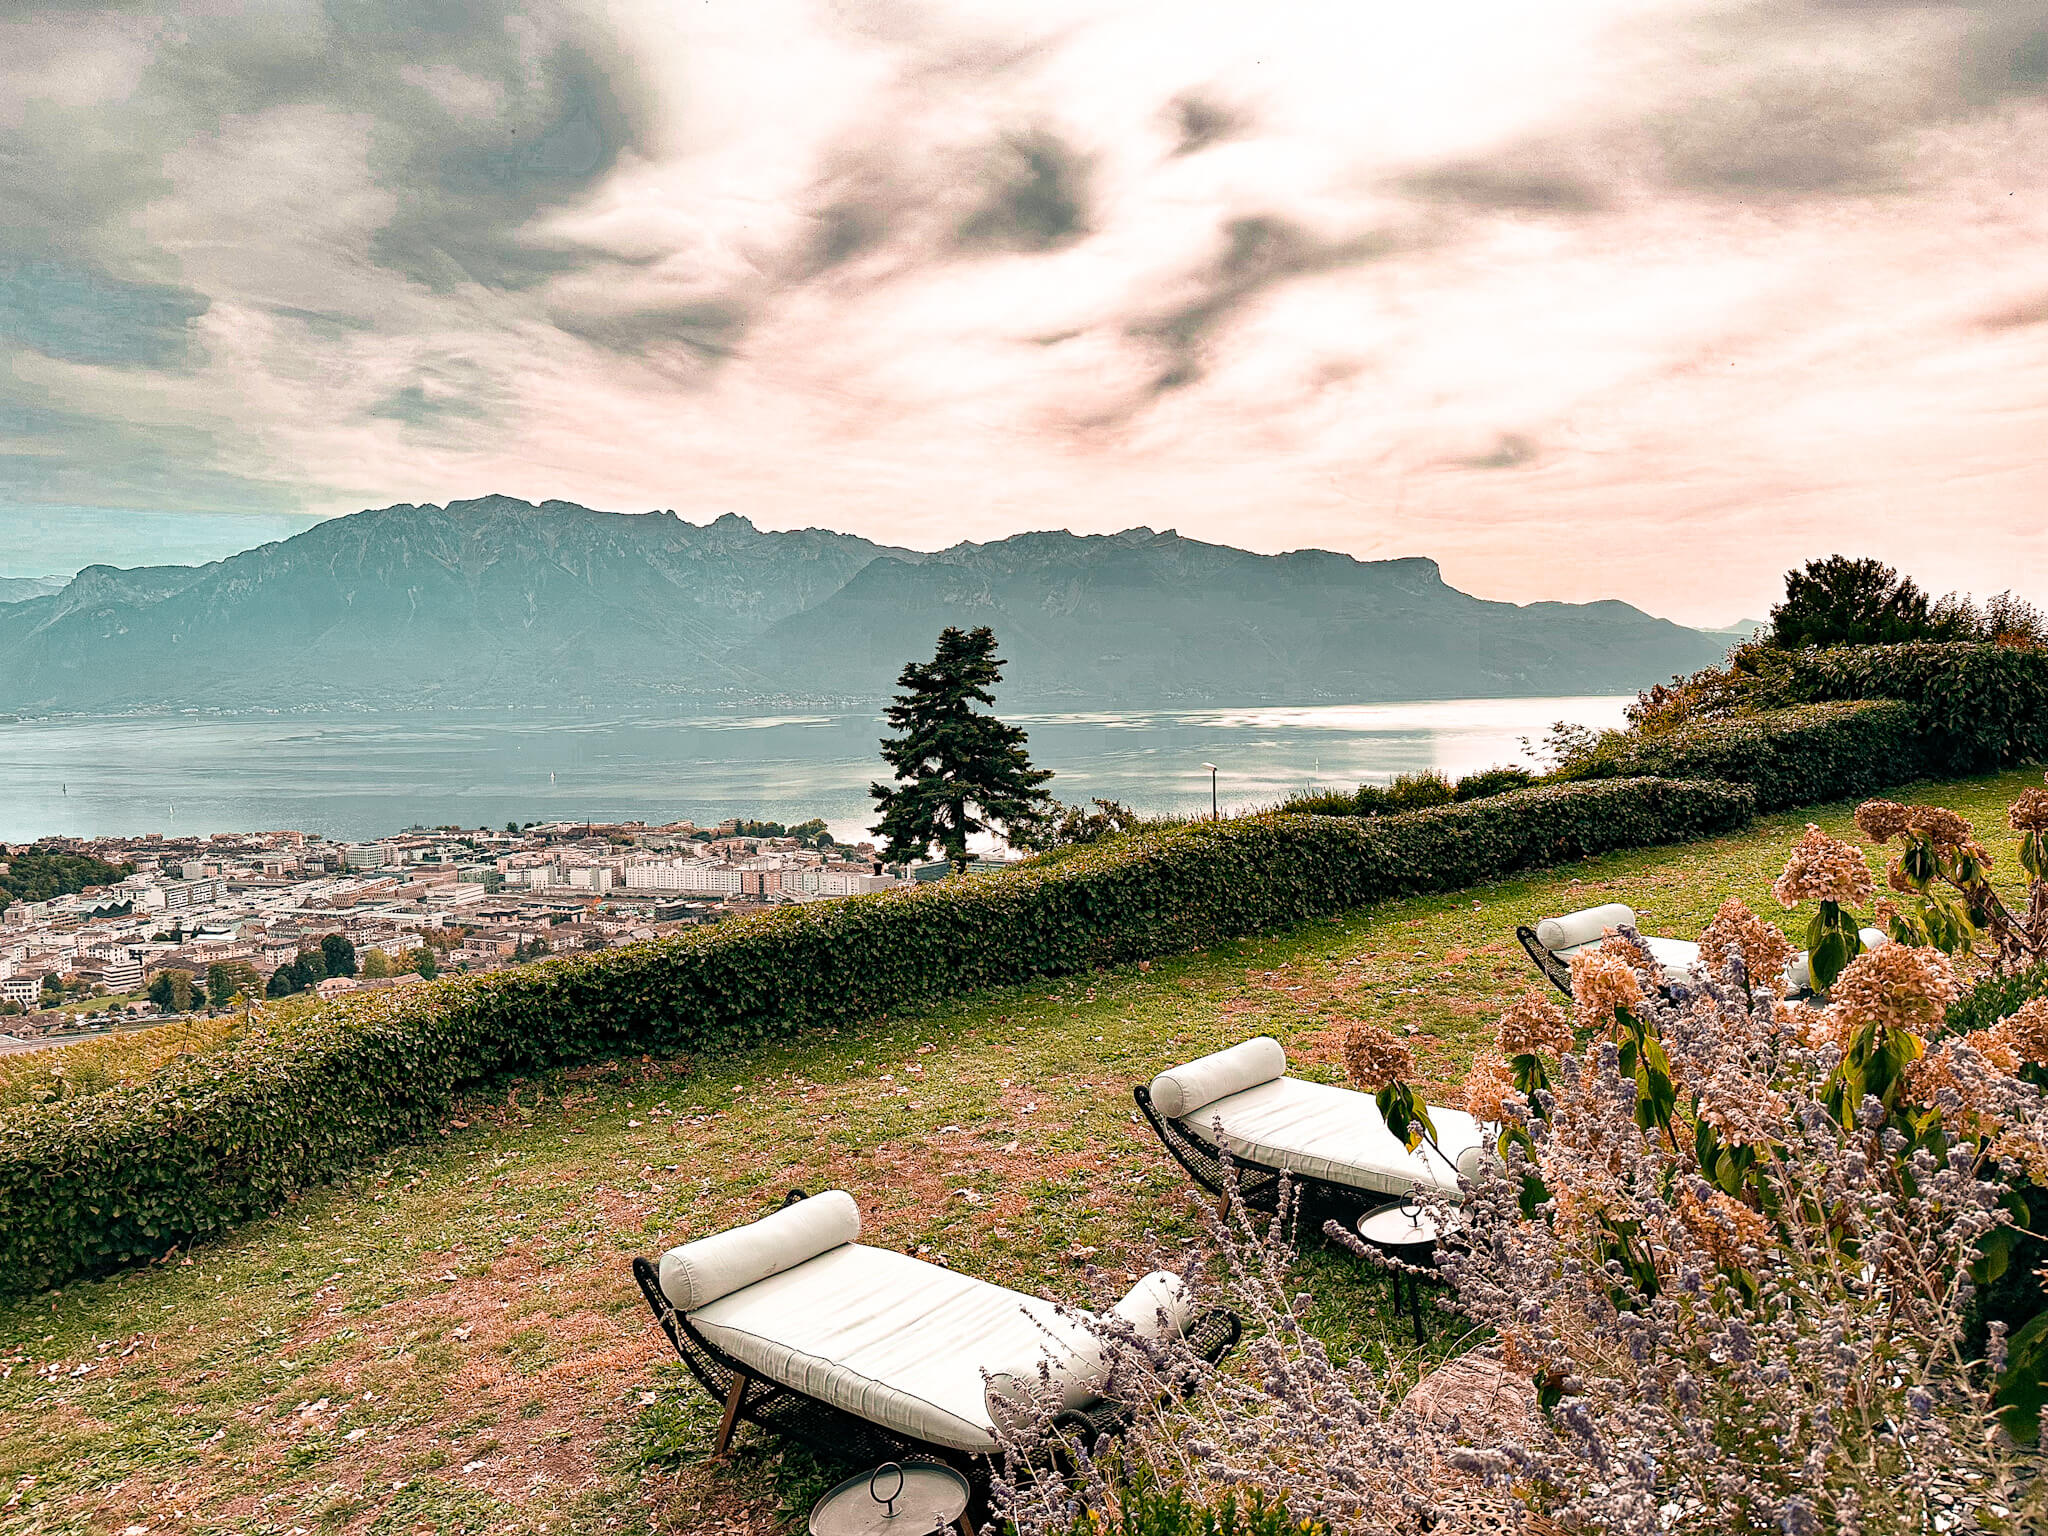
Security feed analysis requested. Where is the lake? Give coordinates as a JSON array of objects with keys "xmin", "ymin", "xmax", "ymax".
[{"xmin": 0, "ymin": 696, "xmax": 1631, "ymax": 844}]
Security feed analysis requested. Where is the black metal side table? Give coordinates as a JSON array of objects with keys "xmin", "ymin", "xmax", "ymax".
[
  {"xmin": 1356, "ymin": 1202, "xmax": 1458, "ymax": 1346},
  {"xmin": 809, "ymin": 1460, "xmax": 973, "ymax": 1536}
]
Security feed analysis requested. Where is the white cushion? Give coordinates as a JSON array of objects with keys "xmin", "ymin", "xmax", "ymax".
[
  {"xmin": 657, "ymin": 1189, "xmax": 860, "ymax": 1312},
  {"xmin": 1148, "ymin": 1036, "xmax": 1286, "ymax": 1120},
  {"xmin": 1553, "ymin": 934, "xmax": 1699, "ymax": 982},
  {"xmin": 688, "ymin": 1243, "xmax": 1112, "ymax": 1453},
  {"xmin": 982, "ymin": 1271, "xmax": 1191, "ymax": 1430},
  {"xmin": 1534, "ymin": 903, "xmax": 1637, "ymax": 953},
  {"xmin": 1785, "ymin": 928, "xmax": 1888, "ymax": 993},
  {"xmin": 1191, "ymin": 1075, "xmax": 1488, "ymax": 1198}
]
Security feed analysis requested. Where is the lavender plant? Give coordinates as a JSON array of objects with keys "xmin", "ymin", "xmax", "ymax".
[{"xmin": 993, "ymin": 834, "xmax": 2048, "ymax": 1534}]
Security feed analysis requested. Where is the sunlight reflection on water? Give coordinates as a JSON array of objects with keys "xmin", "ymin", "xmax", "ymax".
[{"xmin": 0, "ymin": 695, "xmax": 1631, "ymax": 843}]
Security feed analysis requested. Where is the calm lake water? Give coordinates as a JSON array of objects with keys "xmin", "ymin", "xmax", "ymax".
[{"xmin": 0, "ymin": 696, "xmax": 1631, "ymax": 844}]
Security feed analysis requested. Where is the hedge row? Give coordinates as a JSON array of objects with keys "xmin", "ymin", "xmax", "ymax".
[
  {"xmin": 1558, "ymin": 699, "xmax": 1930, "ymax": 812},
  {"xmin": 0, "ymin": 775, "xmax": 1755, "ymax": 1295},
  {"xmin": 1754, "ymin": 643, "xmax": 2048, "ymax": 770}
]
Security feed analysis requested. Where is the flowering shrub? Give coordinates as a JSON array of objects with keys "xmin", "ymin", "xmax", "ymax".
[
  {"xmin": 1002, "ymin": 828, "xmax": 2048, "ymax": 1535},
  {"xmin": 1856, "ymin": 780, "xmax": 2048, "ymax": 973}
]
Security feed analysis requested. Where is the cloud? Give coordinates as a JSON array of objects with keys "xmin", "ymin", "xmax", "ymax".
[
  {"xmin": 1166, "ymin": 92, "xmax": 1245, "ymax": 156},
  {"xmin": 1458, "ymin": 434, "xmax": 1540, "ymax": 471},
  {"xmin": 1126, "ymin": 216, "xmax": 1398, "ymax": 392},
  {"xmin": 0, "ymin": 261, "xmax": 210, "ymax": 368},
  {"xmin": 3, "ymin": 0, "xmax": 2047, "ymax": 625},
  {"xmin": 955, "ymin": 130, "xmax": 1092, "ymax": 252}
]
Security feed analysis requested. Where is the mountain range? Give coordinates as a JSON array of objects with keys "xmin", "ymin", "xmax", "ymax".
[{"xmin": 0, "ymin": 496, "xmax": 1730, "ymax": 712}]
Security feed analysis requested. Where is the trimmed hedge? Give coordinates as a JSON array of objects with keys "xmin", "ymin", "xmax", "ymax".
[
  {"xmin": 0, "ymin": 776, "xmax": 1754, "ymax": 1295},
  {"xmin": 1558, "ymin": 700, "xmax": 1929, "ymax": 812},
  {"xmin": 1755, "ymin": 642, "xmax": 2048, "ymax": 770}
]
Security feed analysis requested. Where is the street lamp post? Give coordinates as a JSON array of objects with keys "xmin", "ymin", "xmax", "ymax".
[{"xmin": 1201, "ymin": 763, "xmax": 1218, "ymax": 822}]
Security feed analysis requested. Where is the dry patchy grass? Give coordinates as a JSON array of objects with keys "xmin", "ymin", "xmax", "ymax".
[{"xmin": 2, "ymin": 768, "xmax": 2039, "ymax": 1535}]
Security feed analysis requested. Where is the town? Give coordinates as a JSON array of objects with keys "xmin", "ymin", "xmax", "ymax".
[{"xmin": 0, "ymin": 818, "xmax": 973, "ymax": 1047}]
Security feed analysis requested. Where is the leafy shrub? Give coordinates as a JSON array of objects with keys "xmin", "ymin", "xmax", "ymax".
[
  {"xmin": 0, "ymin": 776, "xmax": 1754, "ymax": 1295},
  {"xmin": 1273, "ymin": 788, "xmax": 1365, "ymax": 817},
  {"xmin": 1383, "ymin": 769, "xmax": 1455, "ymax": 810},
  {"xmin": 1279, "ymin": 769, "xmax": 1462, "ymax": 819},
  {"xmin": 1553, "ymin": 699, "xmax": 1927, "ymax": 810},
  {"xmin": 1949, "ymin": 962, "xmax": 2048, "ymax": 1042},
  {"xmin": 1453, "ymin": 765, "xmax": 1537, "ymax": 801},
  {"xmin": 1755, "ymin": 642, "xmax": 2048, "ymax": 771}
]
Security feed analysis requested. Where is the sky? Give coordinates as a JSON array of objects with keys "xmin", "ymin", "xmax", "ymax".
[{"xmin": 2, "ymin": 1, "xmax": 2045, "ymax": 623}]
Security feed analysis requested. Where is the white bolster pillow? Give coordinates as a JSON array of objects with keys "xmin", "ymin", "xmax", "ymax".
[
  {"xmin": 984, "ymin": 1272, "xmax": 1190, "ymax": 1430},
  {"xmin": 1148, "ymin": 1036, "xmax": 1286, "ymax": 1120},
  {"xmin": 1785, "ymin": 928, "xmax": 1888, "ymax": 992},
  {"xmin": 1535, "ymin": 903, "xmax": 1637, "ymax": 953},
  {"xmin": 657, "ymin": 1189, "xmax": 860, "ymax": 1312}
]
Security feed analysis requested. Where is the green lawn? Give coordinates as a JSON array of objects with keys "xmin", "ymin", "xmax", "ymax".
[{"xmin": 2, "ymin": 768, "xmax": 2038, "ymax": 1536}]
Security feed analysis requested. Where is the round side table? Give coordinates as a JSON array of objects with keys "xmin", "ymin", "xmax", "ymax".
[
  {"xmin": 809, "ymin": 1460, "xmax": 973, "ymax": 1536},
  {"xmin": 1357, "ymin": 1202, "xmax": 1459, "ymax": 1345}
]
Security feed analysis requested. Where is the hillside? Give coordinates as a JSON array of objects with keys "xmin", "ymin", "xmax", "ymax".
[
  {"xmin": 0, "ymin": 498, "xmax": 912, "ymax": 711},
  {"xmin": 749, "ymin": 527, "xmax": 1728, "ymax": 703},
  {"xmin": 2, "ymin": 767, "xmax": 2034, "ymax": 1532},
  {"xmin": 0, "ymin": 577, "xmax": 64, "ymax": 605},
  {"xmin": 0, "ymin": 499, "xmax": 1729, "ymax": 711}
]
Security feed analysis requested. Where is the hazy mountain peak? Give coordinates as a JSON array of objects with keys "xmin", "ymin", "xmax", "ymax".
[{"xmin": 0, "ymin": 498, "xmax": 1729, "ymax": 713}]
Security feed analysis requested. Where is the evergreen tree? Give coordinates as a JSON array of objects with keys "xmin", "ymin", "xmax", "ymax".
[
  {"xmin": 265, "ymin": 966, "xmax": 298, "ymax": 999},
  {"xmin": 868, "ymin": 626, "xmax": 1054, "ymax": 868},
  {"xmin": 1768, "ymin": 555, "xmax": 1973, "ymax": 649}
]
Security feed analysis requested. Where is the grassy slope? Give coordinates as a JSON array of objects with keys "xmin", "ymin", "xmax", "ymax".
[{"xmin": 1, "ymin": 768, "xmax": 2037, "ymax": 1536}]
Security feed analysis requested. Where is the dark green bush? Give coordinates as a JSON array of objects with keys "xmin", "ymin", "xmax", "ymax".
[
  {"xmin": 1554, "ymin": 700, "xmax": 1929, "ymax": 811},
  {"xmin": 1275, "ymin": 788, "xmax": 1367, "ymax": 817},
  {"xmin": 1945, "ymin": 961, "xmax": 2048, "ymax": 1044},
  {"xmin": 1385, "ymin": 769, "xmax": 1455, "ymax": 811},
  {"xmin": 0, "ymin": 776, "xmax": 1753, "ymax": 1296},
  {"xmin": 1280, "ymin": 769, "xmax": 1466, "ymax": 819},
  {"xmin": 1754, "ymin": 643, "xmax": 2048, "ymax": 772},
  {"xmin": 1455, "ymin": 765, "xmax": 1538, "ymax": 801}
]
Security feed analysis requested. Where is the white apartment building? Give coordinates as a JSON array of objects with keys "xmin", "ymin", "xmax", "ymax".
[{"xmin": 623, "ymin": 860, "xmax": 743, "ymax": 896}]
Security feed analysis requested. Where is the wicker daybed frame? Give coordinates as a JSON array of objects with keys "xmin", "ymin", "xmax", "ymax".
[
  {"xmin": 632, "ymin": 1192, "xmax": 1242, "ymax": 1504},
  {"xmin": 1515, "ymin": 925, "xmax": 1575, "ymax": 996}
]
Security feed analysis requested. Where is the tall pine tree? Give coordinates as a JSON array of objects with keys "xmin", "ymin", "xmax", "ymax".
[{"xmin": 869, "ymin": 627, "xmax": 1054, "ymax": 869}]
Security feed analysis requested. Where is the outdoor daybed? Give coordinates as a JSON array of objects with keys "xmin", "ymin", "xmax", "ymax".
[
  {"xmin": 631, "ymin": 1190, "xmax": 1240, "ymax": 1489},
  {"xmin": 1516, "ymin": 901, "xmax": 1886, "ymax": 998},
  {"xmin": 1134, "ymin": 1037, "xmax": 1491, "ymax": 1219}
]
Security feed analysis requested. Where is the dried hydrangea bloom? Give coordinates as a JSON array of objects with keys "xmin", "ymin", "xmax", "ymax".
[
  {"xmin": 1773, "ymin": 824, "xmax": 1876, "ymax": 909},
  {"xmin": 1341, "ymin": 1023, "xmax": 1413, "ymax": 1091},
  {"xmin": 1569, "ymin": 947, "xmax": 1644, "ymax": 1034},
  {"xmin": 1902, "ymin": 1041, "xmax": 1999, "ymax": 1119},
  {"xmin": 1494, "ymin": 989, "xmax": 1573, "ymax": 1059},
  {"xmin": 2008, "ymin": 786, "xmax": 2048, "ymax": 833},
  {"xmin": 1886, "ymin": 857, "xmax": 1917, "ymax": 895},
  {"xmin": 1698, "ymin": 897, "xmax": 1794, "ymax": 985},
  {"xmin": 1462, "ymin": 1051, "xmax": 1516, "ymax": 1122},
  {"xmin": 1965, "ymin": 1026, "xmax": 2023, "ymax": 1076},
  {"xmin": 1677, "ymin": 1184, "xmax": 1771, "ymax": 1273},
  {"xmin": 1904, "ymin": 805, "xmax": 1973, "ymax": 848},
  {"xmin": 1794, "ymin": 1001, "xmax": 1853, "ymax": 1052},
  {"xmin": 1854, "ymin": 799, "xmax": 1912, "ymax": 844},
  {"xmin": 1696, "ymin": 1077, "xmax": 1790, "ymax": 1148},
  {"xmin": 1999, "ymin": 997, "xmax": 2048, "ymax": 1065},
  {"xmin": 1827, "ymin": 943, "xmax": 1959, "ymax": 1041}
]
